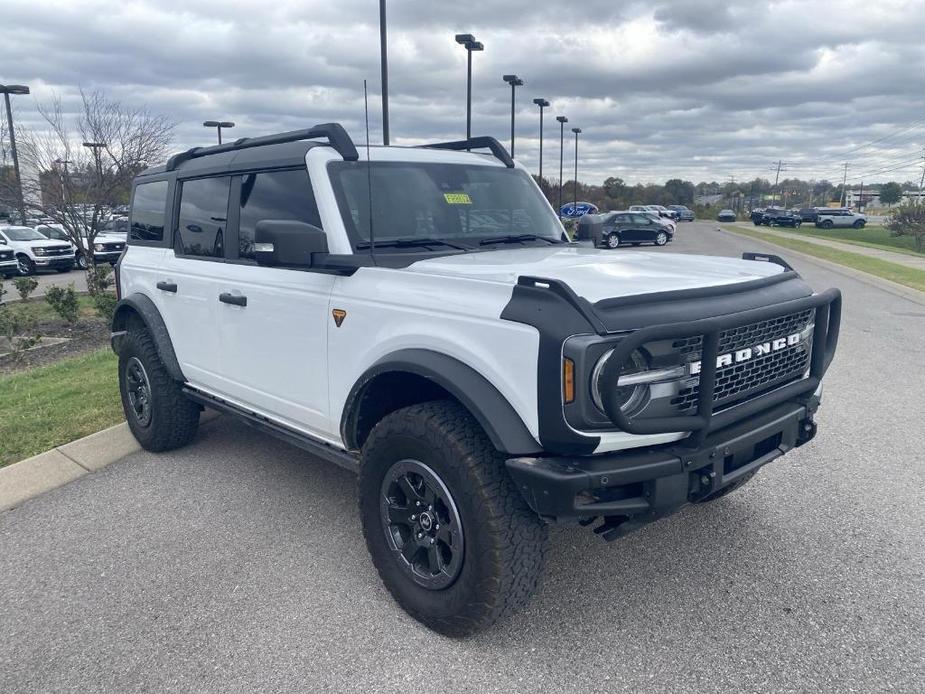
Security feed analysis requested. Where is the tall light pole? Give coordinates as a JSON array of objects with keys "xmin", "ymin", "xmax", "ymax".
[
  {"xmin": 572, "ymin": 127, "xmax": 581, "ymax": 212},
  {"xmin": 455, "ymin": 34, "xmax": 483, "ymax": 141},
  {"xmin": 532, "ymin": 98, "xmax": 549, "ymax": 180},
  {"xmin": 379, "ymin": 0, "xmax": 390, "ymax": 145},
  {"xmin": 556, "ymin": 115, "xmax": 568, "ymax": 215},
  {"xmin": 54, "ymin": 158, "xmax": 71, "ymax": 206},
  {"xmin": 203, "ymin": 120, "xmax": 235, "ymax": 145},
  {"xmin": 1, "ymin": 84, "xmax": 30, "ymax": 225},
  {"xmin": 502, "ymin": 74, "xmax": 523, "ymax": 157}
]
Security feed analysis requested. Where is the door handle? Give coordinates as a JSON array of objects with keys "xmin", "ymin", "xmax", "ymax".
[
  {"xmin": 156, "ymin": 281, "xmax": 178, "ymax": 293},
  {"xmin": 219, "ymin": 292, "xmax": 247, "ymax": 307}
]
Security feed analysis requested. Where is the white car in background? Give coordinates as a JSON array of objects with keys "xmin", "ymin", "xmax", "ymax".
[
  {"xmin": 35, "ymin": 224, "xmax": 127, "ymax": 269},
  {"xmin": 0, "ymin": 225, "xmax": 75, "ymax": 275},
  {"xmin": 0, "ymin": 237, "xmax": 17, "ymax": 278},
  {"xmin": 815, "ymin": 209, "xmax": 867, "ymax": 229}
]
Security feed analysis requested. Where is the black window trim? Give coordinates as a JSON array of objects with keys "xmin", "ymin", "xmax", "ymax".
[
  {"xmin": 172, "ymin": 173, "xmax": 234, "ymax": 263},
  {"xmin": 128, "ymin": 177, "xmax": 173, "ymax": 248}
]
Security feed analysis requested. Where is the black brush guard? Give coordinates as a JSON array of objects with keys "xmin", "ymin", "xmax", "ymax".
[{"xmin": 598, "ymin": 288, "xmax": 842, "ymax": 444}]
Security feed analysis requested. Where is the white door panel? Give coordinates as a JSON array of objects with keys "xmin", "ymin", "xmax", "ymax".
[{"xmin": 212, "ymin": 264, "xmax": 336, "ymax": 437}]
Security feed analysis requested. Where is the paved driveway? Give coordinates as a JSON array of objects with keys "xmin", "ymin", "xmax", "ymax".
[{"xmin": 1, "ymin": 223, "xmax": 923, "ymax": 693}]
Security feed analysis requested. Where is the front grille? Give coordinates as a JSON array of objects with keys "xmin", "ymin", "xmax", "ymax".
[
  {"xmin": 672, "ymin": 309, "xmax": 813, "ymax": 357},
  {"xmin": 669, "ymin": 309, "xmax": 815, "ymax": 414},
  {"xmin": 45, "ymin": 246, "xmax": 72, "ymax": 256}
]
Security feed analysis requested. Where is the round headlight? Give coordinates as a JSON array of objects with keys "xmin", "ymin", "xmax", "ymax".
[{"xmin": 591, "ymin": 348, "xmax": 649, "ymax": 416}]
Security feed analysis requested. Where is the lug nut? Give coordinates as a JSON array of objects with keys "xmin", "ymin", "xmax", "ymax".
[
  {"xmin": 428, "ymin": 505, "xmax": 433, "ymax": 511},
  {"xmin": 410, "ymin": 514, "xmax": 417, "ymax": 520},
  {"xmin": 417, "ymin": 532, "xmax": 423, "ymax": 539},
  {"xmin": 430, "ymin": 538, "xmax": 435, "ymax": 544},
  {"xmin": 434, "ymin": 524, "xmax": 440, "ymax": 530}
]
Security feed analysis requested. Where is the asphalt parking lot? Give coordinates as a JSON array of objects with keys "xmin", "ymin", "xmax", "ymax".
[{"xmin": 1, "ymin": 221, "xmax": 923, "ymax": 693}]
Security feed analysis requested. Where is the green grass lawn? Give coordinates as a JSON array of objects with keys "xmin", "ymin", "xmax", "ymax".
[
  {"xmin": 0, "ymin": 348, "xmax": 123, "ymax": 468},
  {"xmin": 787, "ymin": 224, "xmax": 924, "ymax": 257},
  {"xmin": 721, "ymin": 224, "xmax": 925, "ymax": 293}
]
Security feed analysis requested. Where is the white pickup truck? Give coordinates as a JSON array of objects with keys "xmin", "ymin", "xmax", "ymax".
[{"xmin": 112, "ymin": 124, "xmax": 841, "ymax": 635}]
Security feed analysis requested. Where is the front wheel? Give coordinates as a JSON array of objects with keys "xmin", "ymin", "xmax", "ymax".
[
  {"xmin": 118, "ymin": 326, "xmax": 200, "ymax": 451},
  {"xmin": 17, "ymin": 255, "xmax": 35, "ymax": 276},
  {"xmin": 358, "ymin": 401, "xmax": 547, "ymax": 637},
  {"xmin": 605, "ymin": 232, "xmax": 621, "ymax": 249},
  {"xmin": 655, "ymin": 230, "xmax": 669, "ymax": 246},
  {"xmin": 76, "ymin": 253, "xmax": 88, "ymax": 270}
]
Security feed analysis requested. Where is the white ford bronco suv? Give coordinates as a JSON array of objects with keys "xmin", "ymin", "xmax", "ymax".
[{"xmin": 112, "ymin": 124, "xmax": 841, "ymax": 635}]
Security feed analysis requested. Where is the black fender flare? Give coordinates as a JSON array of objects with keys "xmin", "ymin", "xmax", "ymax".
[
  {"xmin": 341, "ymin": 349, "xmax": 542, "ymax": 456},
  {"xmin": 111, "ymin": 293, "xmax": 185, "ymax": 382}
]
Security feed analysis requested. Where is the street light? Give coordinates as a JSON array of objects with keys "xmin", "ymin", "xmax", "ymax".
[
  {"xmin": 1, "ymin": 84, "xmax": 30, "ymax": 225},
  {"xmin": 572, "ymin": 127, "xmax": 582, "ymax": 212},
  {"xmin": 502, "ymin": 74, "xmax": 524, "ymax": 157},
  {"xmin": 203, "ymin": 120, "xmax": 235, "ymax": 145},
  {"xmin": 455, "ymin": 34, "xmax": 483, "ymax": 141},
  {"xmin": 532, "ymin": 98, "xmax": 549, "ymax": 180},
  {"xmin": 556, "ymin": 115, "xmax": 568, "ymax": 215},
  {"xmin": 54, "ymin": 158, "xmax": 71, "ymax": 204},
  {"xmin": 82, "ymin": 142, "xmax": 106, "ymax": 183}
]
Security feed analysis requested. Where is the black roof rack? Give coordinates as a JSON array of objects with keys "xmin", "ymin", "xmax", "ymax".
[
  {"xmin": 422, "ymin": 136, "xmax": 515, "ymax": 168},
  {"xmin": 164, "ymin": 122, "xmax": 359, "ymax": 172}
]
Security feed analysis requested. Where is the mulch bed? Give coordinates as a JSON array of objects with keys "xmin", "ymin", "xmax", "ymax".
[{"xmin": 0, "ymin": 316, "xmax": 110, "ymax": 375}]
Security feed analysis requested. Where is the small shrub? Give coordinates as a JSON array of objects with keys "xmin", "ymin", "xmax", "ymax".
[
  {"xmin": 0, "ymin": 303, "xmax": 41, "ymax": 363},
  {"xmin": 13, "ymin": 276, "xmax": 38, "ymax": 301},
  {"xmin": 88, "ymin": 263, "xmax": 113, "ymax": 293},
  {"xmin": 93, "ymin": 292, "xmax": 118, "ymax": 321},
  {"xmin": 45, "ymin": 285, "xmax": 80, "ymax": 324},
  {"xmin": 887, "ymin": 203, "xmax": 925, "ymax": 252}
]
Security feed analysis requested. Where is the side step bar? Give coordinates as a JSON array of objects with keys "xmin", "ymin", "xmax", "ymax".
[{"xmin": 183, "ymin": 387, "xmax": 359, "ymax": 474}]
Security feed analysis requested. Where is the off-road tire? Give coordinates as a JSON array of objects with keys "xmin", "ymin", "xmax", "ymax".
[
  {"xmin": 853, "ymin": 219, "xmax": 865, "ymax": 228},
  {"xmin": 820, "ymin": 219, "xmax": 834, "ymax": 229},
  {"xmin": 358, "ymin": 400, "xmax": 548, "ymax": 637},
  {"xmin": 118, "ymin": 326, "xmax": 200, "ymax": 452},
  {"xmin": 694, "ymin": 471, "xmax": 757, "ymax": 503}
]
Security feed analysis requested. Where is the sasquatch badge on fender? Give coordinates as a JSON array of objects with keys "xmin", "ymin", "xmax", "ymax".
[{"xmin": 332, "ymin": 308, "xmax": 347, "ymax": 327}]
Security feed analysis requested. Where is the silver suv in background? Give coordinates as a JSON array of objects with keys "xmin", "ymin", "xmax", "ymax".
[{"xmin": 815, "ymin": 208, "xmax": 866, "ymax": 229}]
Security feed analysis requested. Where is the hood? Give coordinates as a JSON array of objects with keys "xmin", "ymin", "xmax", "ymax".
[{"xmin": 406, "ymin": 246, "xmax": 782, "ymax": 303}]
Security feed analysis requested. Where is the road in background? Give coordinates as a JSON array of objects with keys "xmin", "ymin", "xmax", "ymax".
[
  {"xmin": 2, "ymin": 222, "xmax": 923, "ymax": 693},
  {"xmin": 4, "ymin": 268, "xmax": 89, "ymax": 296}
]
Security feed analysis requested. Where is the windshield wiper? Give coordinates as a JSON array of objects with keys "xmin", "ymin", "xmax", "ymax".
[
  {"xmin": 356, "ymin": 237, "xmax": 471, "ymax": 251},
  {"xmin": 478, "ymin": 233, "xmax": 561, "ymax": 246}
]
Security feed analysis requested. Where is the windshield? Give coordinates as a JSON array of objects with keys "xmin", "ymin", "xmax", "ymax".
[
  {"xmin": 2, "ymin": 226, "xmax": 46, "ymax": 241},
  {"xmin": 328, "ymin": 161, "xmax": 564, "ymax": 250}
]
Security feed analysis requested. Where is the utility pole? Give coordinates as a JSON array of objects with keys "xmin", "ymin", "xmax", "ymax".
[
  {"xmin": 572, "ymin": 127, "xmax": 581, "ymax": 212},
  {"xmin": 379, "ymin": 0, "xmax": 390, "ymax": 145},
  {"xmin": 556, "ymin": 115, "xmax": 568, "ymax": 215},
  {"xmin": 533, "ymin": 98, "xmax": 549, "ymax": 180},
  {"xmin": 840, "ymin": 162, "xmax": 849, "ymax": 207},
  {"xmin": 727, "ymin": 175, "xmax": 737, "ymax": 211},
  {"xmin": 918, "ymin": 150, "xmax": 925, "ymax": 205},
  {"xmin": 1, "ymin": 84, "xmax": 30, "ymax": 225}
]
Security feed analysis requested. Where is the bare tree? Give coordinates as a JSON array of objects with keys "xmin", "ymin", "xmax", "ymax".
[{"xmin": 11, "ymin": 90, "xmax": 174, "ymax": 292}]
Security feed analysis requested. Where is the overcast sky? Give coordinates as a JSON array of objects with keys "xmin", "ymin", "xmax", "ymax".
[{"xmin": 4, "ymin": 0, "xmax": 925, "ymax": 185}]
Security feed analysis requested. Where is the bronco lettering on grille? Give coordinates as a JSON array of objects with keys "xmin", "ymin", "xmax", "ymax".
[{"xmin": 689, "ymin": 332, "xmax": 803, "ymax": 375}]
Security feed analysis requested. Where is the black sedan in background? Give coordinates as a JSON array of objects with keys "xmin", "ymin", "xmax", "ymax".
[
  {"xmin": 717, "ymin": 209, "xmax": 737, "ymax": 222},
  {"xmin": 668, "ymin": 205, "xmax": 695, "ymax": 221},
  {"xmin": 594, "ymin": 212, "xmax": 674, "ymax": 248},
  {"xmin": 754, "ymin": 207, "xmax": 802, "ymax": 227}
]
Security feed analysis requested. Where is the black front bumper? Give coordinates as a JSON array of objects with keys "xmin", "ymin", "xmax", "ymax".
[{"xmin": 506, "ymin": 399, "xmax": 818, "ymax": 540}]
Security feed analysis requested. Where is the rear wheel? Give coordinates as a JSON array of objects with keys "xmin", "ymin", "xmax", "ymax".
[
  {"xmin": 358, "ymin": 401, "xmax": 547, "ymax": 637},
  {"xmin": 820, "ymin": 219, "xmax": 834, "ymax": 229},
  {"xmin": 605, "ymin": 232, "xmax": 621, "ymax": 249},
  {"xmin": 118, "ymin": 326, "xmax": 200, "ymax": 451},
  {"xmin": 76, "ymin": 253, "xmax": 88, "ymax": 270}
]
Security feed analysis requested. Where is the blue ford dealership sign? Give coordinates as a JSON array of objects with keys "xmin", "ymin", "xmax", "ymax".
[{"xmin": 559, "ymin": 201, "xmax": 598, "ymax": 218}]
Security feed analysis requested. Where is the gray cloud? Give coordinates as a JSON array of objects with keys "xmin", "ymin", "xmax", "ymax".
[{"xmin": 3, "ymin": 0, "xmax": 925, "ymax": 185}]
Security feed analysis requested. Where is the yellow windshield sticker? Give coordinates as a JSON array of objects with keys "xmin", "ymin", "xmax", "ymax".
[{"xmin": 443, "ymin": 192, "xmax": 472, "ymax": 205}]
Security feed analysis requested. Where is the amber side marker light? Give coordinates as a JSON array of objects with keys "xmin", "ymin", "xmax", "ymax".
[{"xmin": 563, "ymin": 358, "xmax": 575, "ymax": 403}]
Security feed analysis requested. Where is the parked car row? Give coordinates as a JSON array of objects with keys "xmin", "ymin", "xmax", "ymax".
[
  {"xmin": 750, "ymin": 206, "xmax": 867, "ymax": 229},
  {"xmin": 0, "ymin": 223, "xmax": 126, "ymax": 277},
  {"xmin": 628, "ymin": 204, "xmax": 695, "ymax": 222}
]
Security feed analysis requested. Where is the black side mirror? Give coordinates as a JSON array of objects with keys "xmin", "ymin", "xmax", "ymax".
[{"xmin": 254, "ymin": 220, "xmax": 328, "ymax": 267}]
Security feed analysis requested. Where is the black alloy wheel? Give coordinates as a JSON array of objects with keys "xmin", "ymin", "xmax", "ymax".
[
  {"xmin": 380, "ymin": 459, "xmax": 464, "ymax": 590},
  {"xmin": 124, "ymin": 356, "xmax": 153, "ymax": 427}
]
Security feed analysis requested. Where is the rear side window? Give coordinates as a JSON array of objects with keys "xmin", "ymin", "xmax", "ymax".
[
  {"xmin": 176, "ymin": 177, "xmax": 231, "ymax": 258},
  {"xmin": 130, "ymin": 181, "xmax": 169, "ymax": 242},
  {"xmin": 237, "ymin": 169, "xmax": 321, "ymax": 260}
]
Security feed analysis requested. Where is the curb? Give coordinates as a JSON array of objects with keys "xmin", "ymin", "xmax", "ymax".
[
  {"xmin": 0, "ymin": 410, "xmax": 220, "ymax": 512},
  {"xmin": 717, "ymin": 225, "xmax": 925, "ymax": 306}
]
